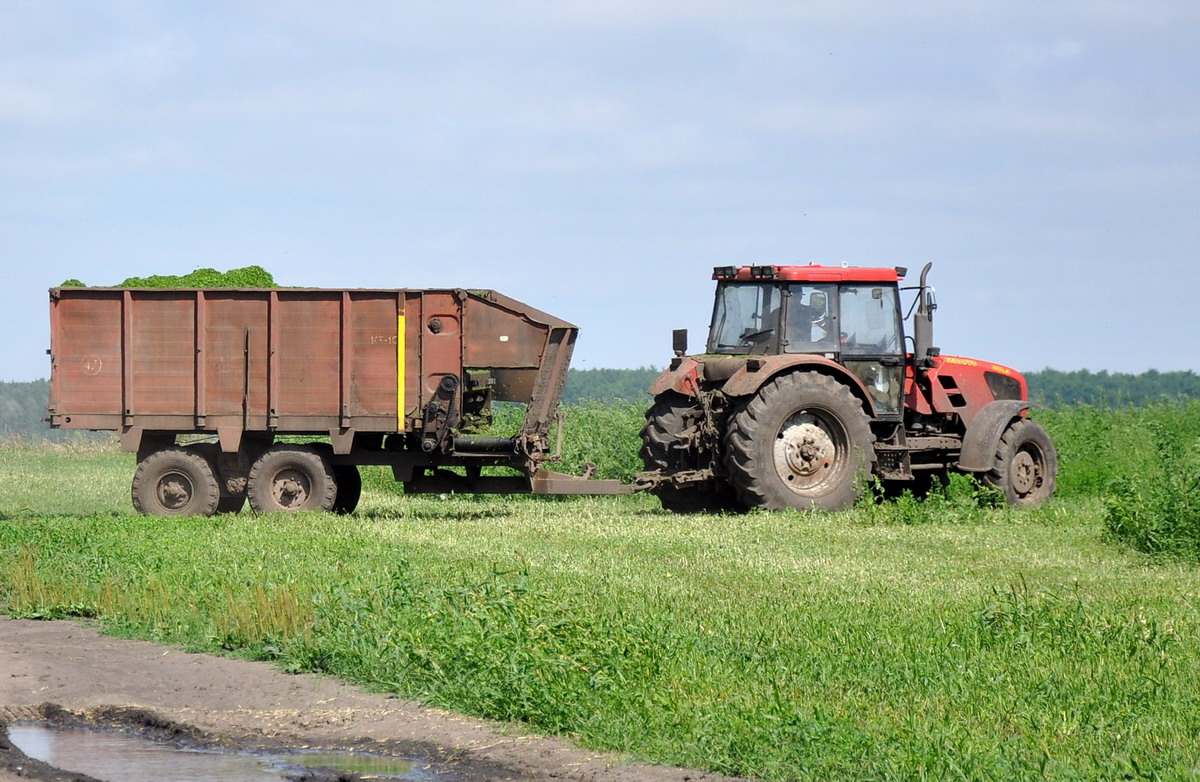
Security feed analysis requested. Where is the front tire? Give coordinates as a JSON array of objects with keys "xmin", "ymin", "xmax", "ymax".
[
  {"xmin": 983, "ymin": 419, "xmax": 1057, "ymax": 506},
  {"xmin": 724, "ymin": 372, "xmax": 873, "ymax": 511},
  {"xmin": 131, "ymin": 447, "xmax": 220, "ymax": 517},
  {"xmin": 247, "ymin": 445, "xmax": 337, "ymax": 513}
]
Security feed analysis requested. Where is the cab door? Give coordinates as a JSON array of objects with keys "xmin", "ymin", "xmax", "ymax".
[{"xmin": 838, "ymin": 284, "xmax": 904, "ymax": 416}]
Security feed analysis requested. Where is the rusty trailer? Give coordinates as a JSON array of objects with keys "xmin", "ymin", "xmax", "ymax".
[{"xmin": 48, "ymin": 286, "xmax": 628, "ymax": 516}]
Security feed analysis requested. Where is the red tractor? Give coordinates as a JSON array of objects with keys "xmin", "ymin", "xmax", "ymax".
[{"xmin": 638, "ymin": 263, "xmax": 1057, "ymax": 512}]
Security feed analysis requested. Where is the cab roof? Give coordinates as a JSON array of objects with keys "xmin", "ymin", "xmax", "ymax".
[{"xmin": 712, "ymin": 264, "xmax": 903, "ymax": 283}]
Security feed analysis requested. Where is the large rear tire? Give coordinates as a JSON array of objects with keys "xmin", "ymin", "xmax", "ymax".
[
  {"xmin": 131, "ymin": 447, "xmax": 220, "ymax": 517},
  {"xmin": 724, "ymin": 372, "xmax": 873, "ymax": 511},
  {"xmin": 640, "ymin": 391, "xmax": 738, "ymax": 513},
  {"xmin": 982, "ymin": 419, "xmax": 1057, "ymax": 506},
  {"xmin": 247, "ymin": 445, "xmax": 337, "ymax": 513}
]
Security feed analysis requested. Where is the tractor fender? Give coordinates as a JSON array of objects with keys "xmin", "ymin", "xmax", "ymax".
[
  {"xmin": 956, "ymin": 400, "xmax": 1031, "ymax": 472},
  {"xmin": 647, "ymin": 357, "xmax": 704, "ymax": 397},
  {"xmin": 721, "ymin": 355, "xmax": 878, "ymax": 416}
]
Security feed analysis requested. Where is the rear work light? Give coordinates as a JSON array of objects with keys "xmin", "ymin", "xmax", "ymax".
[
  {"xmin": 750, "ymin": 266, "xmax": 777, "ymax": 280},
  {"xmin": 713, "ymin": 266, "xmax": 737, "ymax": 280}
]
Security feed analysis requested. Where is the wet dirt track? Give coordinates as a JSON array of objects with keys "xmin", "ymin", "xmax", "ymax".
[{"xmin": 0, "ymin": 618, "xmax": 739, "ymax": 782}]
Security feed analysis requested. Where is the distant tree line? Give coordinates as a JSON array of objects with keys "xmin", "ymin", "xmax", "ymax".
[
  {"xmin": 1023, "ymin": 368, "xmax": 1200, "ymax": 406},
  {"xmin": 561, "ymin": 368, "xmax": 661, "ymax": 404},
  {"xmin": 0, "ymin": 380, "xmax": 55, "ymax": 439},
  {"xmin": 3, "ymin": 368, "xmax": 1196, "ymax": 439}
]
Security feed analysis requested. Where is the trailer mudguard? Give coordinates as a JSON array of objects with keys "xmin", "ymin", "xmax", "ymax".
[{"xmin": 956, "ymin": 400, "xmax": 1031, "ymax": 472}]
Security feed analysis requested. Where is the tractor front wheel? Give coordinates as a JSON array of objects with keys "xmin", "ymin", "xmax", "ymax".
[
  {"xmin": 725, "ymin": 372, "xmax": 873, "ymax": 511},
  {"xmin": 983, "ymin": 419, "xmax": 1057, "ymax": 506}
]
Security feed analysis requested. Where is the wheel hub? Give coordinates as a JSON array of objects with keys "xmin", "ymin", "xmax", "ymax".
[
  {"xmin": 775, "ymin": 417, "xmax": 836, "ymax": 492},
  {"xmin": 270, "ymin": 469, "xmax": 311, "ymax": 508},
  {"xmin": 157, "ymin": 473, "xmax": 192, "ymax": 510},
  {"xmin": 1011, "ymin": 450, "xmax": 1039, "ymax": 495}
]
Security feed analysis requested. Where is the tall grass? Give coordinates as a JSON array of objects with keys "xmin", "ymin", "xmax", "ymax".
[{"xmin": 1039, "ymin": 399, "xmax": 1200, "ymax": 558}]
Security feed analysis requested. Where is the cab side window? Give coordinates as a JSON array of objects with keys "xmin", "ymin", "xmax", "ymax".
[
  {"xmin": 783, "ymin": 284, "xmax": 838, "ymax": 353},
  {"xmin": 838, "ymin": 285, "xmax": 902, "ymax": 355}
]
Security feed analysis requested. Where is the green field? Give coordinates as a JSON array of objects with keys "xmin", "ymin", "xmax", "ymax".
[{"xmin": 2, "ymin": 402, "xmax": 1199, "ymax": 780}]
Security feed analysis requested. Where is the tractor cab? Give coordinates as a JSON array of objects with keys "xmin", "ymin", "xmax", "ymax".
[{"xmin": 706, "ymin": 265, "xmax": 907, "ymax": 414}]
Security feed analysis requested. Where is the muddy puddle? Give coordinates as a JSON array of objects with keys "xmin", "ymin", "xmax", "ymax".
[{"xmin": 7, "ymin": 722, "xmax": 435, "ymax": 781}]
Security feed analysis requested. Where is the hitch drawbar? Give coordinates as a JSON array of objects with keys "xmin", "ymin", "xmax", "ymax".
[{"xmin": 531, "ymin": 467, "xmax": 634, "ymax": 496}]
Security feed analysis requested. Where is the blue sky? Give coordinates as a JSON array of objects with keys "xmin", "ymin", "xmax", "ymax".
[{"xmin": 3, "ymin": 2, "xmax": 1197, "ymax": 381}]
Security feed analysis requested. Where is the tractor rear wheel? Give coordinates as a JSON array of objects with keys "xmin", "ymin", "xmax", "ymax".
[
  {"xmin": 983, "ymin": 419, "xmax": 1057, "ymax": 506},
  {"xmin": 247, "ymin": 445, "xmax": 337, "ymax": 513},
  {"xmin": 725, "ymin": 372, "xmax": 873, "ymax": 511},
  {"xmin": 641, "ymin": 391, "xmax": 738, "ymax": 513},
  {"xmin": 131, "ymin": 447, "xmax": 220, "ymax": 517}
]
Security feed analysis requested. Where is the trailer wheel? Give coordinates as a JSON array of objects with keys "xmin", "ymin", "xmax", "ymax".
[
  {"xmin": 132, "ymin": 447, "xmax": 220, "ymax": 517},
  {"xmin": 983, "ymin": 419, "xmax": 1057, "ymax": 506},
  {"xmin": 311, "ymin": 444, "xmax": 362, "ymax": 515},
  {"xmin": 725, "ymin": 372, "xmax": 873, "ymax": 511},
  {"xmin": 247, "ymin": 445, "xmax": 337, "ymax": 513},
  {"xmin": 640, "ymin": 391, "xmax": 738, "ymax": 513},
  {"xmin": 185, "ymin": 442, "xmax": 246, "ymax": 514},
  {"xmin": 332, "ymin": 465, "xmax": 362, "ymax": 514}
]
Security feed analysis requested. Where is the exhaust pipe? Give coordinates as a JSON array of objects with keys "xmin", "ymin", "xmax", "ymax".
[{"xmin": 913, "ymin": 262, "xmax": 938, "ymax": 368}]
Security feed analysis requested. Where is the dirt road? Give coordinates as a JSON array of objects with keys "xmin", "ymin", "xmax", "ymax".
[{"xmin": 0, "ymin": 617, "xmax": 736, "ymax": 782}]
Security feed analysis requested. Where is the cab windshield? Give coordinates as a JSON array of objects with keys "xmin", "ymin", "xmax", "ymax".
[
  {"xmin": 708, "ymin": 281, "xmax": 902, "ymax": 356},
  {"xmin": 708, "ymin": 282, "xmax": 785, "ymax": 353}
]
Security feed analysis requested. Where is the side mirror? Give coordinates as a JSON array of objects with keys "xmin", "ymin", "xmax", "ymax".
[{"xmin": 672, "ymin": 328, "xmax": 689, "ymax": 357}]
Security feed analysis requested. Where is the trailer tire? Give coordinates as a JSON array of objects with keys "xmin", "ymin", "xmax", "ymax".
[
  {"xmin": 132, "ymin": 447, "xmax": 220, "ymax": 517},
  {"xmin": 247, "ymin": 445, "xmax": 337, "ymax": 513},
  {"xmin": 641, "ymin": 391, "xmax": 738, "ymax": 513},
  {"xmin": 725, "ymin": 372, "xmax": 872, "ymax": 511},
  {"xmin": 332, "ymin": 465, "xmax": 362, "ymax": 515},
  {"xmin": 185, "ymin": 442, "xmax": 246, "ymax": 514},
  {"xmin": 311, "ymin": 444, "xmax": 363, "ymax": 515},
  {"xmin": 215, "ymin": 492, "xmax": 247, "ymax": 514},
  {"xmin": 982, "ymin": 419, "xmax": 1057, "ymax": 506}
]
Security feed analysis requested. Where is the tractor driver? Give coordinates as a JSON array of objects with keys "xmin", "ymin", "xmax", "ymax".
[{"xmin": 785, "ymin": 287, "xmax": 837, "ymax": 352}]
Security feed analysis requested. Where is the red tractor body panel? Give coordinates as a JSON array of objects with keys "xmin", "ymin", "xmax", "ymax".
[{"xmin": 905, "ymin": 355, "xmax": 1028, "ymax": 426}]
